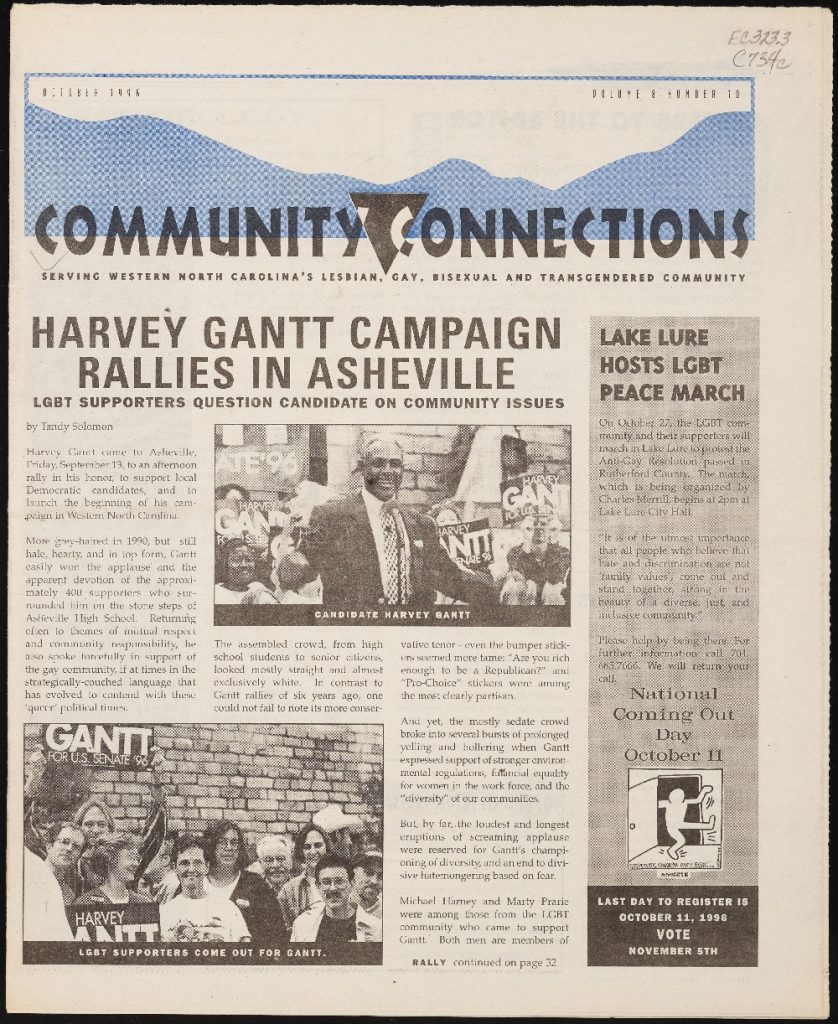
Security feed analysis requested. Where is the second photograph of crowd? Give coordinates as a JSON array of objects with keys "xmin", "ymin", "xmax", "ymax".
[{"xmin": 23, "ymin": 723, "xmax": 383, "ymax": 956}]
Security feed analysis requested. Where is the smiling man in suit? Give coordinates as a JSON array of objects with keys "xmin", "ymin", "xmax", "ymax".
[{"xmin": 300, "ymin": 435, "xmax": 497, "ymax": 607}]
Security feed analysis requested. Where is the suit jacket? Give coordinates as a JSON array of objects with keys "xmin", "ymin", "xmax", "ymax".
[
  {"xmin": 301, "ymin": 492, "xmax": 496, "ymax": 607},
  {"xmin": 229, "ymin": 870, "xmax": 287, "ymax": 945}
]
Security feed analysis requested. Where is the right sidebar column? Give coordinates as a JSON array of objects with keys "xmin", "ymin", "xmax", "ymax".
[{"xmin": 588, "ymin": 317, "xmax": 759, "ymax": 967}]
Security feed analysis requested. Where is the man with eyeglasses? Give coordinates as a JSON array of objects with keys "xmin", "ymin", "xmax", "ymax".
[
  {"xmin": 44, "ymin": 822, "xmax": 86, "ymax": 905},
  {"xmin": 251, "ymin": 834, "xmax": 294, "ymax": 896},
  {"xmin": 290, "ymin": 854, "xmax": 381, "ymax": 943}
]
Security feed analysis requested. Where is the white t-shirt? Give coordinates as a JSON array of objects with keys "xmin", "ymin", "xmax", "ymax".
[
  {"xmin": 214, "ymin": 582, "xmax": 277, "ymax": 605},
  {"xmin": 206, "ymin": 873, "xmax": 239, "ymax": 901},
  {"xmin": 160, "ymin": 892, "xmax": 250, "ymax": 942}
]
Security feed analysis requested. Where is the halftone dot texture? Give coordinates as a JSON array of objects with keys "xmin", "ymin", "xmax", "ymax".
[
  {"xmin": 588, "ymin": 317, "xmax": 759, "ymax": 888},
  {"xmin": 25, "ymin": 102, "xmax": 753, "ymax": 239}
]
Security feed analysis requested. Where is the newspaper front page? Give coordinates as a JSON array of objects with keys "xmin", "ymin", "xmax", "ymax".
[{"xmin": 7, "ymin": 6, "xmax": 830, "ymax": 1016}]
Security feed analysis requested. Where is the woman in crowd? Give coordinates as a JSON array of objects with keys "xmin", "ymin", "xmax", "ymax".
[
  {"xmin": 24, "ymin": 742, "xmax": 168, "ymax": 895},
  {"xmin": 215, "ymin": 538, "xmax": 278, "ymax": 605},
  {"xmin": 71, "ymin": 783, "xmax": 167, "ymax": 897},
  {"xmin": 202, "ymin": 819, "xmax": 284, "ymax": 944},
  {"xmin": 74, "ymin": 797, "xmax": 114, "ymax": 846},
  {"xmin": 160, "ymin": 834, "xmax": 250, "ymax": 944},
  {"xmin": 277, "ymin": 823, "xmax": 330, "ymax": 932},
  {"xmin": 72, "ymin": 797, "xmax": 116, "ymax": 891},
  {"xmin": 75, "ymin": 832, "xmax": 154, "ymax": 907},
  {"xmin": 500, "ymin": 515, "xmax": 540, "ymax": 604}
]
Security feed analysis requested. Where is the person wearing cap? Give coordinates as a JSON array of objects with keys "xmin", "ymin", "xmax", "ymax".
[
  {"xmin": 290, "ymin": 855, "xmax": 381, "ymax": 943},
  {"xmin": 352, "ymin": 851, "xmax": 383, "ymax": 918},
  {"xmin": 312, "ymin": 804, "xmax": 364, "ymax": 862},
  {"xmin": 299, "ymin": 435, "xmax": 497, "ymax": 607}
]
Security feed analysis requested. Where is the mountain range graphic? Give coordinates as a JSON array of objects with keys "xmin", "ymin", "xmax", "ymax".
[{"xmin": 25, "ymin": 103, "xmax": 754, "ymax": 239}]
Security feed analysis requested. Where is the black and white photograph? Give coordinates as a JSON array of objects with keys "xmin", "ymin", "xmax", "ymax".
[
  {"xmin": 22, "ymin": 722, "xmax": 383, "ymax": 965},
  {"xmin": 214, "ymin": 424, "xmax": 571, "ymax": 626}
]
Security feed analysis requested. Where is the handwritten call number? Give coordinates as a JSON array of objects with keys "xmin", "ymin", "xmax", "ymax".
[{"xmin": 728, "ymin": 30, "xmax": 793, "ymax": 72}]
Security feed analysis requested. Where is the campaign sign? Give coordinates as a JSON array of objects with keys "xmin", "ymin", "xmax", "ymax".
[
  {"xmin": 438, "ymin": 519, "xmax": 493, "ymax": 569},
  {"xmin": 501, "ymin": 473, "xmax": 565, "ymax": 525},
  {"xmin": 215, "ymin": 498, "xmax": 292, "ymax": 546},
  {"xmin": 42, "ymin": 724, "xmax": 155, "ymax": 770},
  {"xmin": 216, "ymin": 443, "xmax": 306, "ymax": 494},
  {"xmin": 68, "ymin": 901, "xmax": 161, "ymax": 943}
]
